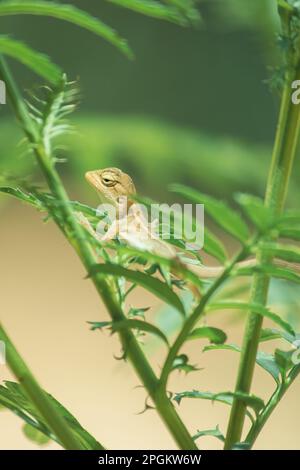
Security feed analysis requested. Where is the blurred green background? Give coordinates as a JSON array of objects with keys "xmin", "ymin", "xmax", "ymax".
[{"xmin": 1, "ymin": 0, "xmax": 298, "ymax": 205}]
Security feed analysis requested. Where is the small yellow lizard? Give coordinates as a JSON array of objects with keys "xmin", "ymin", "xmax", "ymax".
[
  {"xmin": 83, "ymin": 167, "xmax": 299, "ymax": 280},
  {"xmin": 85, "ymin": 167, "xmax": 178, "ymax": 259}
]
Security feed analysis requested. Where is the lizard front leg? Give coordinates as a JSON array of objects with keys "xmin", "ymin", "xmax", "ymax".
[
  {"xmin": 100, "ymin": 219, "xmax": 120, "ymax": 242},
  {"xmin": 76, "ymin": 212, "xmax": 99, "ymax": 238}
]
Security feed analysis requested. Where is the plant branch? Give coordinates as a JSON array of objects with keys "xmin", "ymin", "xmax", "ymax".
[
  {"xmin": 246, "ymin": 365, "xmax": 300, "ymax": 447},
  {"xmin": 0, "ymin": 57, "xmax": 196, "ymax": 450},
  {"xmin": 0, "ymin": 323, "xmax": 86, "ymax": 449},
  {"xmin": 224, "ymin": 8, "xmax": 300, "ymax": 448},
  {"xmin": 159, "ymin": 244, "xmax": 252, "ymax": 390}
]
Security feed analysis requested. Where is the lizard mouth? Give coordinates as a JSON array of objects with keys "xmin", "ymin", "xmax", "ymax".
[
  {"xmin": 85, "ymin": 170, "xmax": 115, "ymax": 204},
  {"xmin": 85, "ymin": 171, "xmax": 101, "ymax": 191}
]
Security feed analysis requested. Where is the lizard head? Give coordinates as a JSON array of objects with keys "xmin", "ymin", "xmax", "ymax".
[{"xmin": 85, "ymin": 167, "xmax": 136, "ymax": 206}]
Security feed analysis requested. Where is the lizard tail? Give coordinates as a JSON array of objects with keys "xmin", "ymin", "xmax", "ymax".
[{"xmin": 189, "ymin": 258, "xmax": 300, "ymax": 279}]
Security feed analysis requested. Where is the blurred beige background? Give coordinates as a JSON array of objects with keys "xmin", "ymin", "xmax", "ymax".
[{"xmin": 1, "ymin": 200, "xmax": 299, "ymax": 450}]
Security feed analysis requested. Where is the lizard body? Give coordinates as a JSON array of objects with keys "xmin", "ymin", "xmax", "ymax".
[
  {"xmin": 85, "ymin": 167, "xmax": 179, "ymax": 258},
  {"xmin": 84, "ymin": 167, "xmax": 299, "ymax": 279},
  {"xmin": 84, "ymin": 167, "xmax": 250, "ymax": 278}
]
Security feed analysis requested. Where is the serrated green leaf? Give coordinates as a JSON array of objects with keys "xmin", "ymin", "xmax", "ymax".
[
  {"xmin": 88, "ymin": 263, "xmax": 186, "ymax": 317},
  {"xmin": 105, "ymin": 243, "xmax": 204, "ymax": 291},
  {"xmin": 0, "ymin": 186, "xmax": 102, "ymax": 221},
  {"xmin": 234, "ymin": 263, "xmax": 300, "ymax": 285},
  {"xmin": 234, "ymin": 193, "xmax": 273, "ymax": 231},
  {"xmin": 0, "ymin": 186, "xmax": 45, "ymax": 210},
  {"xmin": 256, "ymin": 351, "xmax": 281, "ymax": 383},
  {"xmin": 128, "ymin": 306, "xmax": 150, "ymax": 318},
  {"xmin": 170, "ymin": 184, "xmax": 249, "ymax": 243},
  {"xmin": 0, "ymin": 0, "xmax": 132, "ymax": 58},
  {"xmin": 89, "ymin": 319, "xmax": 169, "ymax": 346},
  {"xmin": 163, "ymin": 0, "xmax": 201, "ymax": 26},
  {"xmin": 260, "ymin": 328, "xmax": 296, "ymax": 344},
  {"xmin": 206, "ymin": 301, "xmax": 295, "ymax": 336},
  {"xmin": 107, "ymin": 0, "xmax": 197, "ymax": 26},
  {"xmin": 174, "ymin": 389, "xmax": 264, "ymax": 417},
  {"xmin": 275, "ymin": 349, "xmax": 295, "ymax": 375},
  {"xmin": 262, "ymin": 242, "xmax": 300, "ymax": 264},
  {"xmin": 0, "ymin": 36, "xmax": 62, "ymax": 84},
  {"xmin": 193, "ymin": 425, "xmax": 225, "ymax": 443},
  {"xmin": 173, "ymin": 364, "xmax": 199, "ymax": 373},
  {"xmin": 121, "ymin": 319, "xmax": 169, "ymax": 346},
  {"xmin": 278, "ymin": 210, "xmax": 300, "ymax": 224},
  {"xmin": 89, "ymin": 321, "xmax": 111, "ymax": 331},
  {"xmin": 215, "ymin": 391, "xmax": 265, "ymax": 415},
  {"xmin": 174, "ymin": 390, "xmax": 231, "ymax": 405},
  {"xmin": 203, "ymin": 343, "xmax": 241, "ymax": 353},
  {"xmin": 171, "ymin": 354, "xmax": 200, "ymax": 373},
  {"xmin": 279, "ymin": 227, "xmax": 300, "ymax": 241},
  {"xmin": 23, "ymin": 423, "xmax": 50, "ymax": 445},
  {"xmin": 188, "ymin": 326, "xmax": 227, "ymax": 344},
  {"xmin": 260, "ymin": 328, "xmax": 282, "ymax": 342},
  {"xmin": 0, "ymin": 381, "xmax": 102, "ymax": 449},
  {"xmin": 203, "ymin": 343, "xmax": 281, "ymax": 383},
  {"xmin": 203, "ymin": 228, "xmax": 228, "ymax": 264}
]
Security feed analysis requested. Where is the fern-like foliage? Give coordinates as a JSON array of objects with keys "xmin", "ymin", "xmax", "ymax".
[
  {"xmin": 25, "ymin": 76, "xmax": 78, "ymax": 160},
  {"xmin": 0, "ymin": 0, "xmax": 201, "ymax": 84}
]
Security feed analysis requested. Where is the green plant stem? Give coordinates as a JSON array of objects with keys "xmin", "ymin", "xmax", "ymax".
[
  {"xmin": 159, "ymin": 245, "xmax": 251, "ymax": 390},
  {"xmin": 246, "ymin": 365, "xmax": 300, "ymax": 447},
  {"xmin": 0, "ymin": 323, "xmax": 85, "ymax": 450},
  {"xmin": 0, "ymin": 57, "xmax": 196, "ymax": 450},
  {"xmin": 224, "ymin": 66, "xmax": 300, "ymax": 448}
]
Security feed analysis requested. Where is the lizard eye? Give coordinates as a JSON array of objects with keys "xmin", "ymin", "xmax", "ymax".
[{"xmin": 101, "ymin": 176, "xmax": 117, "ymax": 187}]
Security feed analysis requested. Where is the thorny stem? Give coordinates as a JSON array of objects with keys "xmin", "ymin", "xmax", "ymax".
[
  {"xmin": 245, "ymin": 365, "xmax": 300, "ymax": 447},
  {"xmin": 159, "ymin": 245, "xmax": 252, "ymax": 390},
  {"xmin": 0, "ymin": 56, "xmax": 196, "ymax": 450}
]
